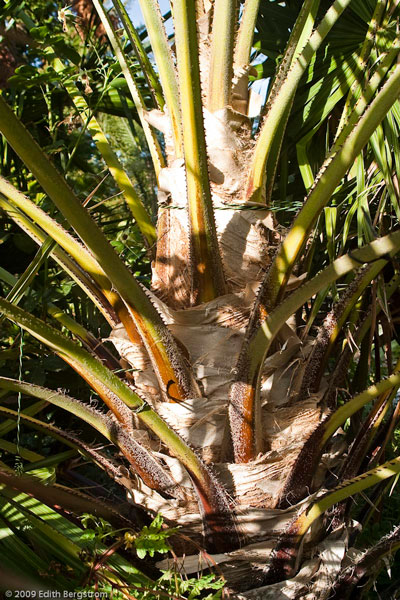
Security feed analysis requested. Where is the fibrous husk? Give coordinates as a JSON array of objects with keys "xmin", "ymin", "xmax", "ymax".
[
  {"xmin": 151, "ymin": 192, "xmax": 280, "ymax": 307},
  {"xmin": 107, "ymin": 323, "xmax": 150, "ymax": 372},
  {"xmin": 157, "ymin": 297, "xmax": 245, "ymax": 460},
  {"xmin": 233, "ymin": 531, "xmax": 348, "ymax": 599},
  {"xmin": 155, "ymin": 499, "xmax": 310, "ymax": 572},
  {"xmin": 204, "ymin": 107, "xmax": 250, "ymax": 192},
  {"xmin": 152, "ymin": 163, "xmax": 192, "ymax": 309},
  {"xmin": 231, "ymin": 65, "xmax": 258, "ymax": 115},
  {"xmin": 215, "ymin": 202, "xmax": 279, "ymax": 291},
  {"xmin": 215, "ymin": 445, "xmax": 316, "ymax": 509},
  {"xmin": 152, "ymin": 498, "xmax": 352, "ymax": 596},
  {"xmin": 236, "ymin": 559, "xmax": 320, "ymax": 599},
  {"xmin": 148, "ymin": 93, "xmax": 281, "ymax": 307},
  {"xmin": 303, "ymin": 533, "xmax": 348, "ymax": 600},
  {"xmin": 109, "ymin": 292, "xmax": 329, "ymax": 507}
]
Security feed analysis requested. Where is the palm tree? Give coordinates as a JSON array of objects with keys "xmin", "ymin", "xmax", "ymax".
[{"xmin": 1, "ymin": 0, "xmax": 400, "ymax": 597}]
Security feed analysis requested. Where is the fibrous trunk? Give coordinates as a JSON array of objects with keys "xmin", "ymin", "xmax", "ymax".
[{"xmin": 107, "ymin": 6, "xmax": 346, "ymax": 596}]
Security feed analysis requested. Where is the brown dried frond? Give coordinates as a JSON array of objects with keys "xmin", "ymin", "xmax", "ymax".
[{"xmin": 72, "ymin": 0, "xmax": 118, "ymax": 41}]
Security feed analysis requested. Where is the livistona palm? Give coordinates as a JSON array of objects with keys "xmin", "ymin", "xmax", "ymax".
[{"xmin": 2, "ymin": 0, "xmax": 400, "ymax": 597}]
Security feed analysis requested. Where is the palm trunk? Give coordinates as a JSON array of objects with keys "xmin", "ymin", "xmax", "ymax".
[{"xmin": 104, "ymin": 5, "xmax": 354, "ymax": 596}]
